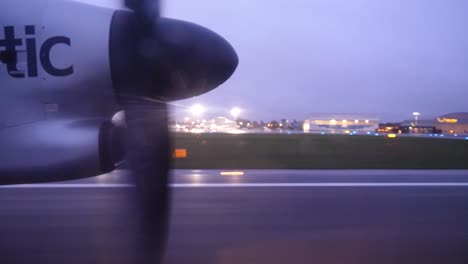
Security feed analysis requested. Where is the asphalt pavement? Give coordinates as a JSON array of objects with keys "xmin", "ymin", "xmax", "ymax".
[{"xmin": 1, "ymin": 170, "xmax": 468, "ymax": 264}]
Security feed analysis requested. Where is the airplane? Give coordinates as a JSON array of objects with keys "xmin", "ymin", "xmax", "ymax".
[{"xmin": 0, "ymin": 0, "xmax": 238, "ymax": 262}]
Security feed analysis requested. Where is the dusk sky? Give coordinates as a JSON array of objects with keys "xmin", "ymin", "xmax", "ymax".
[{"xmin": 87, "ymin": 0, "xmax": 468, "ymax": 122}]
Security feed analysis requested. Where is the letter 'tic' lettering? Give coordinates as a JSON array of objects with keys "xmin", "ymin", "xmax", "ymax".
[
  {"xmin": 40, "ymin": 36, "xmax": 74, "ymax": 77},
  {"xmin": 0, "ymin": 26, "xmax": 25, "ymax": 78}
]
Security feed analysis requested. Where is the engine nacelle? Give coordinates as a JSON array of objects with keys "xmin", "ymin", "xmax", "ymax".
[{"xmin": 0, "ymin": 119, "xmax": 124, "ymax": 184}]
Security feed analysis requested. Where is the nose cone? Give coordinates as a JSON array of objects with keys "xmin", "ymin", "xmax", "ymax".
[{"xmin": 152, "ymin": 18, "xmax": 239, "ymax": 100}]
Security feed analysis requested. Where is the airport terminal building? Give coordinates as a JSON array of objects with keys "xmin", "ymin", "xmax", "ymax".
[
  {"xmin": 303, "ymin": 114, "xmax": 379, "ymax": 133},
  {"xmin": 207, "ymin": 116, "xmax": 238, "ymax": 132},
  {"xmin": 435, "ymin": 112, "xmax": 468, "ymax": 134}
]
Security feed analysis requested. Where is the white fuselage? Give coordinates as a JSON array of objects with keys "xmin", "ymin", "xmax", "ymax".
[{"xmin": 0, "ymin": 0, "xmax": 120, "ymax": 183}]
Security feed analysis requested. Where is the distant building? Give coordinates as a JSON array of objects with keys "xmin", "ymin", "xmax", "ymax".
[
  {"xmin": 399, "ymin": 119, "xmax": 440, "ymax": 134},
  {"xmin": 303, "ymin": 114, "xmax": 379, "ymax": 133},
  {"xmin": 290, "ymin": 120, "xmax": 302, "ymax": 130},
  {"xmin": 435, "ymin": 112, "xmax": 468, "ymax": 134},
  {"xmin": 236, "ymin": 118, "xmax": 252, "ymax": 129},
  {"xmin": 267, "ymin": 120, "xmax": 280, "ymax": 129},
  {"xmin": 207, "ymin": 116, "xmax": 238, "ymax": 132},
  {"xmin": 400, "ymin": 119, "xmax": 435, "ymax": 127},
  {"xmin": 377, "ymin": 123, "xmax": 404, "ymax": 134}
]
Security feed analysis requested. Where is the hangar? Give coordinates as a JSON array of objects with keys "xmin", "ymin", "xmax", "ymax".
[
  {"xmin": 303, "ymin": 114, "xmax": 379, "ymax": 133},
  {"xmin": 435, "ymin": 112, "xmax": 468, "ymax": 134}
]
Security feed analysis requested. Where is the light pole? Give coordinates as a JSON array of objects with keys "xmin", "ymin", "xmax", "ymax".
[{"xmin": 413, "ymin": 112, "xmax": 420, "ymax": 126}]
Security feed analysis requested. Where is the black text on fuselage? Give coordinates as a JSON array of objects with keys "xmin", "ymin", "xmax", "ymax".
[{"xmin": 0, "ymin": 25, "xmax": 73, "ymax": 78}]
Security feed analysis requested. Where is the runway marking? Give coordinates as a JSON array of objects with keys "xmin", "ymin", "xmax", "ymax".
[
  {"xmin": 2, "ymin": 182, "xmax": 468, "ymax": 188},
  {"xmin": 172, "ymin": 183, "xmax": 468, "ymax": 188}
]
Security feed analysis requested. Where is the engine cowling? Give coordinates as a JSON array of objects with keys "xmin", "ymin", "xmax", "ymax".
[{"xmin": 0, "ymin": 119, "xmax": 124, "ymax": 184}]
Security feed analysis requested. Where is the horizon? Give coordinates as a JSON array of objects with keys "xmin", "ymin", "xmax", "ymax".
[{"xmin": 87, "ymin": 0, "xmax": 468, "ymax": 122}]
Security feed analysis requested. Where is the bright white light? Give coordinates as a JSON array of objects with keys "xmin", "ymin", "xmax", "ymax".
[
  {"xmin": 230, "ymin": 107, "xmax": 241, "ymax": 119},
  {"xmin": 413, "ymin": 112, "xmax": 420, "ymax": 116},
  {"xmin": 354, "ymin": 120, "xmax": 359, "ymax": 124},
  {"xmin": 365, "ymin": 120, "xmax": 369, "ymax": 124},
  {"xmin": 189, "ymin": 104, "xmax": 205, "ymax": 117},
  {"xmin": 184, "ymin": 116, "xmax": 190, "ymax": 122},
  {"xmin": 220, "ymin": 171, "xmax": 245, "ymax": 176}
]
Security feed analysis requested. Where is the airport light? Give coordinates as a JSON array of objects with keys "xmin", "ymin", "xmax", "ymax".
[
  {"xmin": 220, "ymin": 171, "xmax": 244, "ymax": 176},
  {"xmin": 230, "ymin": 107, "xmax": 241, "ymax": 119},
  {"xmin": 413, "ymin": 112, "xmax": 420, "ymax": 126},
  {"xmin": 189, "ymin": 104, "xmax": 205, "ymax": 117}
]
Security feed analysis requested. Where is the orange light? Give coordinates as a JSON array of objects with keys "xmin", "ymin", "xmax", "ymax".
[
  {"xmin": 173, "ymin": 149, "xmax": 187, "ymax": 158},
  {"xmin": 437, "ymin": 118, "xmax": 458, "ymax": 124},
  {"xmin": 387, "ymin": 133, "xmax": 397, "ymax": 138},
  {"xmin": 220, "ymin": 171, "xmax": 244, "ymax": 176}
]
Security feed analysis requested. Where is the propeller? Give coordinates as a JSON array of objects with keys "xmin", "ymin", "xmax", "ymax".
[{"xmin": 112, "ymin": 0, "xmax": 238, "ymax": 262}]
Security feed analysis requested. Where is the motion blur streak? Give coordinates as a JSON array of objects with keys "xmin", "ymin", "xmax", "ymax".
[
  {"xmin": 220, "ymin": 171, "xmax": 245, "ymax": 176},
  {"xmin": 4, "ymin": 182, "xmax": 468, "ymax": 189}
]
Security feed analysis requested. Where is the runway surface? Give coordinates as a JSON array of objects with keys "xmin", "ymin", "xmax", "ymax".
[{"xmin": 1, "ymin": 170, "xmax": 468, "ymax": 264}]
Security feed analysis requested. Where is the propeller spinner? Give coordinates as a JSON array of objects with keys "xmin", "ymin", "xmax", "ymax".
[{"xmin": 111, "ymin": 3, "xmax": 238, "ymax": 101}]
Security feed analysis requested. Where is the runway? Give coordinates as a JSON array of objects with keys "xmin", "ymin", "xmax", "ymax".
[{"xmin": 1, "ymin": 170, "xmax": 468, "ymax": 263}]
